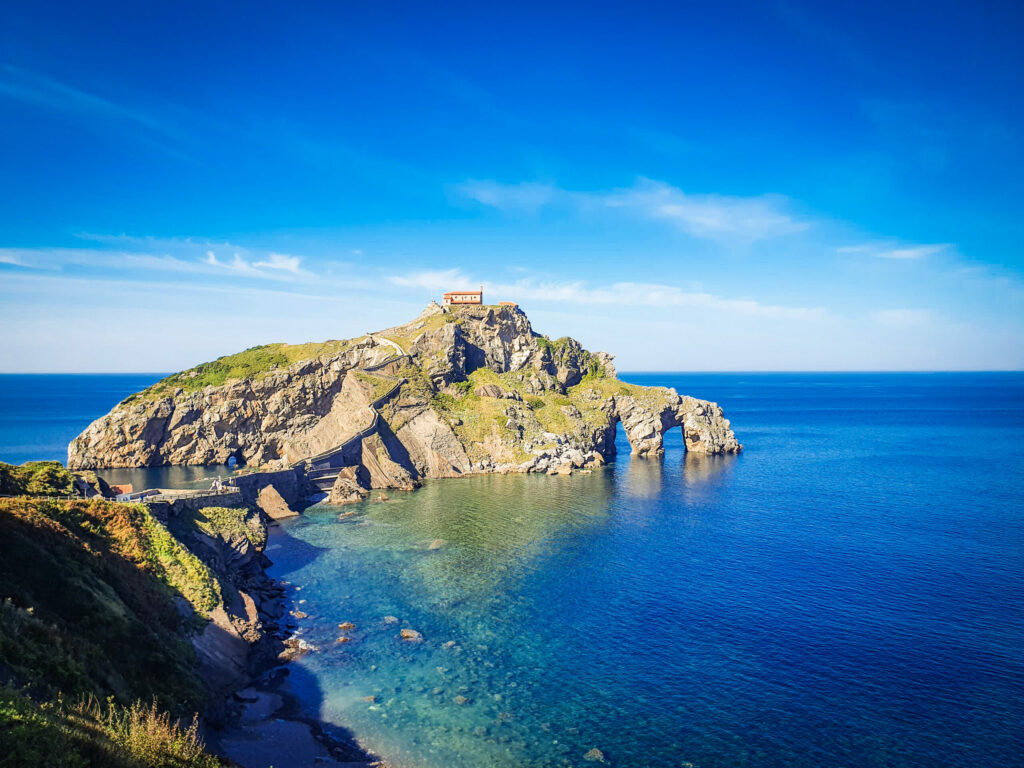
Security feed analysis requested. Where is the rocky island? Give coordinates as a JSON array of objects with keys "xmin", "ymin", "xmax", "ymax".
[{"xmin": 69, "ymin": 302, "xmax": 741, "ymax": 501}]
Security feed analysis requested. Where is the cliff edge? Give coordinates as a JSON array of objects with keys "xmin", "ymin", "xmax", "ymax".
[{"xmin": 69, "ymin": 303, "xmax": 741, "ymax": 487}]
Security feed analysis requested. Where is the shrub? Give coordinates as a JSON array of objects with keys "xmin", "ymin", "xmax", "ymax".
[
  {"xmin": 194, "ymin": 506, "xmax": 266, "ymax": 549},
  {"xmin": 0, "ymin": 498, "xmax": 213, "ymax": 708},
  {"xmin": 0, "ymin": 689, "xmax": 220, "ymax": 768},
  {"xmin": 0, "ymin": 461, "xmax": 75, "ymax": 497},
  {"xmin": 99, "ymin": 698, "xmax": 219, "ymax": 768}
]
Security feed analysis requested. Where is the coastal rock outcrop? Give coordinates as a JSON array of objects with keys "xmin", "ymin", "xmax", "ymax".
[
  {"xmin": 327, "ymin": 466, "xmax": 370, "ymax": 505},
  {"xmin": 69, "ymin": 303, "xmax": 741, "ymax": 487},
  {"xmin": 255, "ymin": 484, "xmax": 299, "ymax": 520}
]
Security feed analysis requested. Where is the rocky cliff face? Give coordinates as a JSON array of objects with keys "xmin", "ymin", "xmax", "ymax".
[{"xmin": 69, "ymin": 303, "xmax": 741, "ymax": 486}]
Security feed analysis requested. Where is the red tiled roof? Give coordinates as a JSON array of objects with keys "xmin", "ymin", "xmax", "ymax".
[{"xmin": 111, "ymin": 484, "xmax": 133, "ymax": 494}]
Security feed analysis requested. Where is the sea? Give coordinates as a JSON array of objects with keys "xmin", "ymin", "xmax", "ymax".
[{"xmin": 1, "ymin": 372, "xmax": 1022, "ymax": 768}]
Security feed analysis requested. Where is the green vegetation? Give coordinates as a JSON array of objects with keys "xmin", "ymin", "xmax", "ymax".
[
  {"xmin": 0, "ymin": 496, "xmax": 230, "ymax": 766},
  {"xmin": 374, "ymin": 311, "xmax": 455, "ymax": 353},
  {"xmin": 0, "ymin": 498, "xmax": 217, "ymax": 709},
  {"xmin": 131, "ymin": 339, "xmax": 351, "ymax": 400},
  {"xmin": 426, "ymin": 358, "xmax": 674, "ymax": 463},
  {"xmin": 190, "ymin": 506, "xmax": 266, "ymax": 550},
  {"xmin": 429, "ymin": 371, "xmax": 526, "ymax": 463},
  {"xmin": 0, "ymin": 461, "xmax": 76, "ymax": 497},
  {"xmin": 0, "ymin": 689, "xmax": 219, "ymax": 768},
  {"xmin": 379, "ymin": 335, "xmax": 409, "ymax": 354},
  {"xmin": 428, "ymin": 367, "xmax": 618, "ymax": 463},
  {"xmin": 351, "ymin": 370, "xmax": 400, "ymax": 403},
  {"xmin": 568, "ymin": 374, "xmax": 652, "ymax": 401},
  {"xmin": 533, "ymin": 335, "xmax": 569, "ymax": 354}
]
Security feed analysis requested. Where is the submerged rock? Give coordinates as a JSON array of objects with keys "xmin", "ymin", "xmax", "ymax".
[
  {"xmin": 400, "ymin": 628, "xmax": 423, "ymax": 641},
  {"xmin": 583, "ymin": 747, "xmax": 606, "ymax": 762}
]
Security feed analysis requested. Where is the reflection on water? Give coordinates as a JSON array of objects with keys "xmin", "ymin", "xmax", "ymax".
[
  {"xmin": 681, "ymin": 451, "xmax": 737, "ymax": 488},
  {"xmin": 620, "ymin": 455, "xmax": 663, "ymax": 498},
  {"xmin": 99, "ymin": 464, "xmax": 230, "ymax": 490}
]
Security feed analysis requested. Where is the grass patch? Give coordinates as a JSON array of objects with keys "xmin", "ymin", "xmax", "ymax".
[
  {"xmin": 133, "ymin": 339, "xmax": 351, "ymax": 399},
  {"xmin": 379, "ymin": 335, "xmax": 409, "ymax": 354},
  {"xmin": 192, "ymin": 506, "xmax": 266, "ymax": 550},
  {"xmin": 375, "ymin": 312, "xmax": 454, "ymax": 352},
  {"xmin": 430, "ymin": 379, "xmax": 521, "ymax": 462},
  {"xmin": 0, "ymin": 688, "xmax": 220, "ymax": 768},
  {"xmin": 350, "ymin": 370, "xmax": 399, "ymax": 402},
  {"xmin": 534, "ymin": 335, "xmax": 570, "ymax": 354},
  {"xmin": 0, "ymin": 461, "xmax": 76, "ymax": 497},
  {"xmin": 0, "ymin": 497, "xmax": 217, "ymax": 710}
]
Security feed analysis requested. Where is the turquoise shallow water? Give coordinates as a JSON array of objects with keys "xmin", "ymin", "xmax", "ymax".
[{"xmin": 265, "ymin": 373, "xmax": 1024, "ymax": 768}]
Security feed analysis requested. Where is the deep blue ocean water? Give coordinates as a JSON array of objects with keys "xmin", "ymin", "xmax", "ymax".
[
  {"xmin": 2, "ymin": 373, "xmax": 1022, "ymax": 767},
  {"xmin": 0, "ymin": 373, "xmax": 226, "ymax": 488}
]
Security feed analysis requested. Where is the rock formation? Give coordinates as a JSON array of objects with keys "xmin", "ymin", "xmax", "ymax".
[
  {"xmin": 255, "ymin": 484, "xmax": 299, "ymax": 520},
  {"xmin": 69, "ymin": 303, "xmax": 741, "ymax": 488},
  {"xmin": 327, "ymin": 466, "xmax": 370, "ymax": 505}
]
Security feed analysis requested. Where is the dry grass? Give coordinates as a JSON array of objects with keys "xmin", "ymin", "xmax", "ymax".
[
  {"xmin": 96, "ymin": 698, "xmax": 218, "ymax": 767},
  {"xmin": 0, "ymin": 688, "xmax": 221, "ymax": 768}
]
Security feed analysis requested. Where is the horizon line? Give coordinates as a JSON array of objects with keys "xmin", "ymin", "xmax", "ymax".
[{"xmin": 1, "ymin": 369, "xmax": 1022, "ymax": 376}]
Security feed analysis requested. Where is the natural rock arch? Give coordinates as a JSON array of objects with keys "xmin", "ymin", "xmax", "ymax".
[{"xmin": 609, "ymin": 393, "xmax": 741, "ymax": 459}]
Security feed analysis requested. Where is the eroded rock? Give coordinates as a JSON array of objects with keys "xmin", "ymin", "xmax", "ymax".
[
  {"xmin": 68, "ymin": 304, "xmax": 741, "ymax": 481},
  {"xmin": 327, "ymin": 466, "xmax": 370, "ymax": 505}
]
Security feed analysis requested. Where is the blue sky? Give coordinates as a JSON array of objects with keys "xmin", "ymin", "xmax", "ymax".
[{"xmin": 1, "ymin": 0, "xmax": 1022, "ymax": 371}]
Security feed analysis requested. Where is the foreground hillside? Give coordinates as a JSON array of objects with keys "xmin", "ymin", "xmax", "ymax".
[
  {"xmin": 0, "ymin": 468, "xmax": 277, "ymax": 767},
  {"xmin": 69, "ymin": 304, "xmax": 740, "ymax": 488}
]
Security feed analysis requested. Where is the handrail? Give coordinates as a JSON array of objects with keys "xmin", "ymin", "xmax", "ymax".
[{"xmin": 146, "ymin": 487, "xmax": 241, "ymax": 503}]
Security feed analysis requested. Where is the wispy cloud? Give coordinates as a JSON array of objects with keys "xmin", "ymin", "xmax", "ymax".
[
  {"xmin": 1, "ymin": 238, "xmax": 314, "ymax": 282},
  {"xmin": 390, "ymin": 268, "xmax": 472, "ymax": 291},
  {"xmin": 456, "ymin": 177, "xmax": 809, "ymax": 242},
  {"xmin": 871, "ymin": 308, "xmax": 932, "ymax": 327},
  {"xmin": 0, "ymin": 251, "xmax": 27, "ymax": 266},
  {"xmin": 390, "ymin": 270, "xmax": 822, "ymax": 319},
  {"xmin": 0, "ymin": 269, "xmax": 334, "ymax": 304},
  {"xmin": 0, "ymin": 65, "xmax": 187, "ymax": 159},
  {"xmin": 504, "ymin": 279, "xmax": 823, "ymax": 319},
  {"xmin": 253, "ymin": 253, "xmax": 303, "ymax": 273},
  {"xmin": 206, "ymin": 250, "xmax": 310, "ymax": 279},
  {"xmin": 602, "ymin": 179, "xmax": 809, "ymax": 241},
  {"xmin": 457, "ymin": 181, "xmax": 558, "ymax": 212},
  {"xmin": 838, "ymin": 242, "xmax": 951, "ymax": 260}
]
